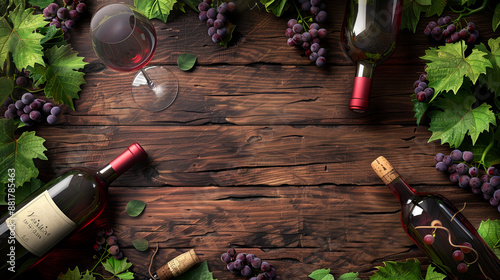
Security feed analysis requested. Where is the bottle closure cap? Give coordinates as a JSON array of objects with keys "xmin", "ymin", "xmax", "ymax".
[
  {"xmin": 371, "ymin": 156, "xmax": 399, "ymax": 184},
  {"xmin": 110, "ymin": 143, "xmax": 148, "ymax": 174},
  {"xmin": 350, "ymin": 77, "xmax": 372, "ymax": 113}
]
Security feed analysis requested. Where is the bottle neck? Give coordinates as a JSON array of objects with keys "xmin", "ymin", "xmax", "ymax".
[
  {"xmin": 386, "ymin": 176, "xmax": 418, "ymax": 205},
  {"xmin": 96, "ymin": 143, "xmax": 148, "ymax": 185}
]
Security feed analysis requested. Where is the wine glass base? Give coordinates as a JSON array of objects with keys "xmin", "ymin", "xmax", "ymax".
[{"xmin": 131, "ymin": 66, "xmax": 178, "ymax": 112}]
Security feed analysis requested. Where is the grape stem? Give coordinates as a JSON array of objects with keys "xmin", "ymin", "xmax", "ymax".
[
  {"xmin": 291, "ymin": 0, "xmax": 310, "ymax": 31},
  {"xmin": 454, "ymin": 0, "xmax": 489, "ymax": 21},
  {"xmin": 479, "ymin": 132, "xmax": 494, "ymax": 170}
]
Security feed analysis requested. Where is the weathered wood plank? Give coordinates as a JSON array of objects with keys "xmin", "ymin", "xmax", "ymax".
[
  {"xmin": 36, "ymin": 124, "xmax": 472, "ymax": 188},
  {"xmin": 61, "ymin": 63, "xmax": 421, "ymax": 126}
]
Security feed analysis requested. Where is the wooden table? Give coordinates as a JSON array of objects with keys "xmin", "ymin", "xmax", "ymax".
[{"xmin": 24, "ymin": 0, "xmax": 499, "ymax": 279}]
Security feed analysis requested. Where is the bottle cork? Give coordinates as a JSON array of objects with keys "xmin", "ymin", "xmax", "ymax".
[
  {"xmin": 371, "ymin": 156, "xmax": 399, "ymax": 184},
  {"xmin": 156, "ymin": 249, "xmax": 200, "ymax": 280}
]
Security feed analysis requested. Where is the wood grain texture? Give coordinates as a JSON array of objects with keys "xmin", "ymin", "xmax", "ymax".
[{"xmin": 8, "ymin": 0, "xmax": 500, "ymax": 279}]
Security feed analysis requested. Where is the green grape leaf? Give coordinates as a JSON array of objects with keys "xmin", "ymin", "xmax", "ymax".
[
  {"xmin": 0, "ymin": 3, "xmax": 46, "ymax": 71},
  {"xmin": 308, "ymin": 268, "xmax": 331, "ymax": 280},
  {"xmin": 29, "ymin": 44, "xmax": 87, "ymax": 110},
  {"xmin": 57, "ymin": 266, "xmax": 83, "ymax": 280},
  {"xmin": 369, "ymin": 259, "xmax": 422, "ymax": 280},
  {"xmin": 81, "ymin": 270, "xmax": 96, "ymax": 280},
  {"xmin": 412, "ymin": 97, "xmax": 430, "ymax": 125},
  {"xmin": 401, "ymin": 0, "xmax": 430, "ymax": 33},
  {"xmin": 260, "ymin": 0, "xmax": 289, "ymax": 17},
  {"xmin": 178, "ymin": 53, "xmax": 197, "ymax": 71},
  {"xmin": 116, "ymin": 272, "xmax": 135, "ymax": 280},
  {"xmin": 134, "ymin": 0, "xmax": 177, "ymax": 23},
  {"xmin": 494, "ymin": 4, "xmax": 500, "ymax": 32},
  {"xmin": 176, "ymin": 261, "xmax": 216, "ymax": 280},
  {"xmin": 424, "ymin": 0, "xmax": 446, "ymax": 17},
  {"xmin": 476, "ymin": 38, "xmax": 500, "ymax": 95},
  {"xmin": 102, "ymin": 257, "xmax": 133, "ymax": 276},
  {"xmin": 424, "ymin": 265, "xmax": 446, "ymax": 280},
  {"xmin": 132, "ymin": 238, "xmax": 149, "ymax": 251},
  {"xmin": 220, "ymin": 21, "xmax": 236, "ymax": 48},
  {"xmin": 338, "ymin": 272, "xmax": 361, "ymax": 280},
  {"xmin": 28, "ymin": 0, "xmax": 54, "ymax": 8},
  {"xmin": 421, "ymin": 41, "xmax": 492, "ymax": 97},
  {"xmin": 126, "ymin": 199, "xmax": 147, "ymax": 217},
  {"xmin": 0, "ymin": 76, "xmax": 13, "ymax": 105},
  {"xmin": 428, "ymin": 91, "xmax": 496, "ymax": 148},
  {"xmin": 0, "ymin": 118, "xmax": 47, "ymax": 187},
  {"xmin": 478, "ymin": 219, "xmax": 500, "ymax": 258},
  {"xmin": 39, "ymin": 25, "xmax": 66, "ymax": 48}
]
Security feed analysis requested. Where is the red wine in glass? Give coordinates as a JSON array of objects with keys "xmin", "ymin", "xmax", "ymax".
[{"xmin": 90, "ymin": 3, "xmax": 178, "ymax": 111}]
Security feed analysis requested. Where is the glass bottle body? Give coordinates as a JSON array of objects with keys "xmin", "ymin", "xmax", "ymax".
[{"xmin": 341, "ymin": 0, "xmax": 404, "ymax": 112}]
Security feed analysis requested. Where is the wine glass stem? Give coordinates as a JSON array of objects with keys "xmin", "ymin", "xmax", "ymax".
[{"xmin": 141, "ymin": 69, "xmax": 157, "ymax": 90}]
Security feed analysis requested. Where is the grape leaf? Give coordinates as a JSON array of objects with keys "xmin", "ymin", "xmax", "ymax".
[
  {"xmin": 134, "ymin": 0, "xmax": 177, "ymax": 23},
  {"xmin": 338, "ymin": 272, "xmax": 361, "ymax": 280},
  {"xmin": 102, "ymin": 257, "xmax": 133, "ymax": 276},
  {"xmin": 28, "ymin": 0, "xmax": 53, "ymax": 8},
  {"xmin": 132, "ymin": 238, "xmax": 149, "ymax": 251},
  {"xmin": 126, "ymin": 199, "xmax": 147, "ymax": 217},
  {"xmin": 427, "ymin": 91, "xmax": 496, "ymax": 148},
  {"xmin": 476, "ymin": 38, "xmax": 500, "ymax": 95},
  {"xmin": 421, "ymin": 41, "xmax": 492, "ymax": 97},
  {"xmin": 478, "ymin": 219, "xmax": 500, "ymax": 258},
  {"xmin": 176, "ymin": 261, "xmax": 216, "ymax": 280},
  {"xmin": 424, "ymin": 0, "xmax": 447, "ymax": 17},
  {"xmin": 0, "ymin": 118, "xmax": 47, "ymax": 187},
  {"xmin": 0, "ymin": 76, "xmax": 13, "ymax": 105},
  {"xmin": 28, "ymin": 44, "xmax": 87, "ymax": 110},
  {"xmin": 260, "ymin": 0, "xmax": 289, "ymax": 17},
  {"xmin": 308, "ymin": 268, "xmax": 331, "ymax": 280},
  {"xmin": 81, "ymin": 270, "xmax": 96, "ymax": 280},
  {"xmin": 0, "ymin": 2, "xmax": 46, "ymax": 71},
  {"xmin": 412, "ymin": 97, "xmax": 430, "ymax": 125},
  {"xmin": 178, "ymin": 53, "xmax": 197, "ymax": 71},
  {"xmin": 401, "ymin": 0, "xmax": 430, "ymax": 33},
  {"xmin": 424, "ymin": 265, "xmax": 446, "ymax": 280},
  {"xmin": 57, "ymin": 266, "xmax": 84, "ymax": 280},
  {"xmin": 370, "ymin": 259, "xmax": 422, "ymax": 280},
  {"xmin": 494, "ymin": 4, "xmax": 500, "ymax": 32}
]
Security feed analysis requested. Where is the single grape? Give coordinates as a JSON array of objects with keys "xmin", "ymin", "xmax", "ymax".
[
  {"xmin": 198, "ymin": 1, "xmax": 209, "ymax": 11},
  {"xmin": 435, "ymin": 162, "xmax": 447, "ymax": 172},
  {"xmin": 467, "ymin": 22, "xmax": 475, "ymax": 32},
  {"xmin": 57, "ymin": 7, "xmax": 69, "ymax": 20},
  {"xmin": 20, "ymin": 114, "xmax": 30, "ymax": 123},
  {"xmin": 458, "ymin": 175, "xmax": 470, "ymax": 188},
  {"xmin": 469, "ymin": 177, "xmax": 481, "ymax": 189},
  {"xmin": 490, "ymin": 197, "xmax": 500, "ymax": 206},
  {"xmin": 416, "ymin": 91, "xmax": 426, "ymax": 102},
  {"xmin": 434, "ymin": 153, "xmax": 444, "ymax": 162},
  {"xmin": 458, "ymin": 29, "xmax": 469, "ymax": 39},
  {"xmin": 316, "ymin": 56, "xmax": 326, "ymax": 67},
  {"xmin": 109, "ymin": 245, "xmax": 120, "ymax": 256},
  {"xmin": 29, "ymin": 110, "xmax": 41, "ymax": 121},
  {"xmin": 105, "ymin": 227, "xmax": 114, "ymax": 236},
  {"xmin": 481, "ymin": 182, "xmax": 493, "ymax": 195},
  {"xmin": 93, "ymin": 243, "xmax": 102, "ymax": 251},
  {"xmin": 317, "ymin": 28, "xmax": 327, "ymax": 38},
  {"xmin": 447, "ymin": 24, "xmax": 456, "ymax": 33},
  {"xmin": 317, "ymin": 48, "xmax": 326, "ymax": 56},
  {"xmin": 218, "ymin": 3, "xmax": 228, "ymax": 13},
  {"xmin": 315, "ymin": 11, "xmax": 327, "ymax": 23},
  {"xmin": 21, "ymin": 93, "xmax": 34, "ymax": 104},
  {"xmin": 23, "ymin": 106, "xmax": 32, "ymax": 114},
  {"xmin": 96, "ymin": 236, "xmax": 105, "ymax": 245},
  {"xmin": 447, "ymin": 164, "xmax": 456, "ymax": 174},
  {"xmin": 309, "ymin": 52, "xmax": 318, "ymax": 62},
  {"xmin": 467, "ymin": 34, "xmax": 477, "ymax": 44},
  {"xmin": 113, "ymin": 251, "xmax": 123, "ymax": 260},
  {"xmin": 461, "ymin": 151, "xmax": 473, "ymax": 162},
  {"xmin": 47, "ymin": 115, "xmax": 58, "ymax": 125},
  {"xmin": 227, "ymin": 248, "xmax": 236, "ymax": 257},
  {"xmin": 251, "ymin": 257, "xmax": 262, "ymax": 269},
  {"xmin": 457, "ymin": 263, "xmax": 468, "ymax": 273},
  {"xmin": 261, "ymin": 261, "xmax": 271, "ymax": 272},
  {"xmin": 217, "ymin": 28, "xmax": 227, "ymax": 37},
  {"xmin": 292, "ymin": 23, "xmax": 303, "ymax": 33},
  {"xmin": 461, "ymin": 242, "xmax": 472, "ymax": 253},
  {"xmin": 487, "ymin": 166, "xmax": 498, "ymax": 176},
  {"xmin": 437, "ymin": 17, "xmax": 445, "ymax": 26},
  {"xmin": 47, "ymin": 3, "xmax": 59, "ymax": 14},
  {"xmin": 266, "ymin": 267, "xmax": 276, "ymax": 277},
  {"xmin": 450, "ymin": 150, "xmax": 462, "ymax": 161},
  {"xmin": 30, "ymin": 100, "xmax": 41, "ymax": 110},
  {"xmin": 233, "ymin": 259, "xmax": 244, "ymax": 270},
  {"xmin": 301, "ymin": 32, "xmax": 312, "ymax": 42},
  {"xmin": 456, "ymin": 163, "xmax": 469, "ymax": 175},
  {"xmin": 449, "ymin": 172, "xmax": 459, "ymax": 183},
  {"xmin": 246, "ymin": 254, "xmax": 255, "ymax": 263},
  {"xmin": 227, "ymin": 2, "xmax": 236, "ymax": 12},
  {"xmin": 494, "ymin": 189, "xmax": 500, "ymax": 201},
  {"xmin": 423, "ymin": 234, "xmax": 434, "ymax": 245},
  {"xmin": 423, "ymin": 87, "xmax": 434, "ymax": 100},
  {"xmin": 221, "ymin": 252, "xmax": 232, "ymax": 263},
  {"xmin": 241, "ymin": 265, "xmax": 253, "ymax": 277},
  {"xmin": 490, "ymin": 176, "xmax": 500, "ymax": 187},
  {"xmin": 287, "ymin": 19, "xmax": 297, "ymax": 29},
  {"xmin": 106, "ymin": 235, "xmax": 117, "ymax": 245},
  {"xmin": 76, "ymin": 3, "xmax": 87, "ymax": 14}
]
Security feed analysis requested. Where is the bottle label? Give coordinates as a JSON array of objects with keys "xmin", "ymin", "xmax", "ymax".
[{"xmin": 6, "ymin": 190, "xmax": 76, "ymax": 257}]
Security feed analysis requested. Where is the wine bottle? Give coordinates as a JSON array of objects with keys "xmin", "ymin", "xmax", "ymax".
[
  {"xmin": 341, "ymin": 0, "xmax": 404, "ymax": 112},
  {"xmin": 0, "ymin": 143, "xmax": 148, "ymax": 279},
  {"xmin": 151, "ymin": 249, "xmax": 200, "ymax": 280},
  {"xmin": 371, "ymin": 156, "xmax": 500, "ymax": 280}
]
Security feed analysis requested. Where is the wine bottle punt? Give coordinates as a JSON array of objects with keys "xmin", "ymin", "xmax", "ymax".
[
  {"xmin": 0, "ymin": 143, "xmax": 148, "ymax": 279},
  {"xmin": 341, "ymin": 0, "xmax": 404, "ymax": 112},
  {"xmin": 371, "ymin": 156, "xmax": 500, "ymax": 280}
]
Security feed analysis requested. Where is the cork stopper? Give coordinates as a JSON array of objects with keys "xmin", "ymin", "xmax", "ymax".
[
  {"xmin": 371, "ymin": 156, "xmax": 400, "ymax": 184},
  {"xmin": 157, "ymin": 249, "xmax": 200, "ymax": 280}
]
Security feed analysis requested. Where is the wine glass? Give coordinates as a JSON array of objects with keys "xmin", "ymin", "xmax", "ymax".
[{"xmin": 90, "ymin": 3, "xmax": 178, "ymax": 112}]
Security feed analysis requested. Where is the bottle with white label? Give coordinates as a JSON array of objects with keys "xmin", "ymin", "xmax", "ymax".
[{"xmin": 0, "ymin": 143, "xmax": 148, "ymax": 279}]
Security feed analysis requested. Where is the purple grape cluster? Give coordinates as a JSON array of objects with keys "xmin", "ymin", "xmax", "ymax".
[
  {"xmin": 434, "ymin": 150, "xmax": 500, "ymax": 212},
  {"xmin": 285, "ymin": 0, "xmax": 328, "ymax": 67},
  {"xmin": 221, "ymin": 248, "xmax": 281, "ymax": 280},
  {"xmin": 94, "ymin": 227, "xmax": 123, "ymax": 260},
  {"xmin": 198, "ymin": 1, "xmax": 236, "ymax": 44},
  {"xmin": 3, "ymin": 93, "xmax": 61, "ymax": 126},
  {"xmin": 42, "ymin": 0, "xmax": 87, "ymax": 41},
  {"xmin": 412, "ymin": 69, "xmax": 435, "ymax": 103},
  {"xmin": 424, "ymin": 16, "xmax": 479, "ymax": 44}
]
